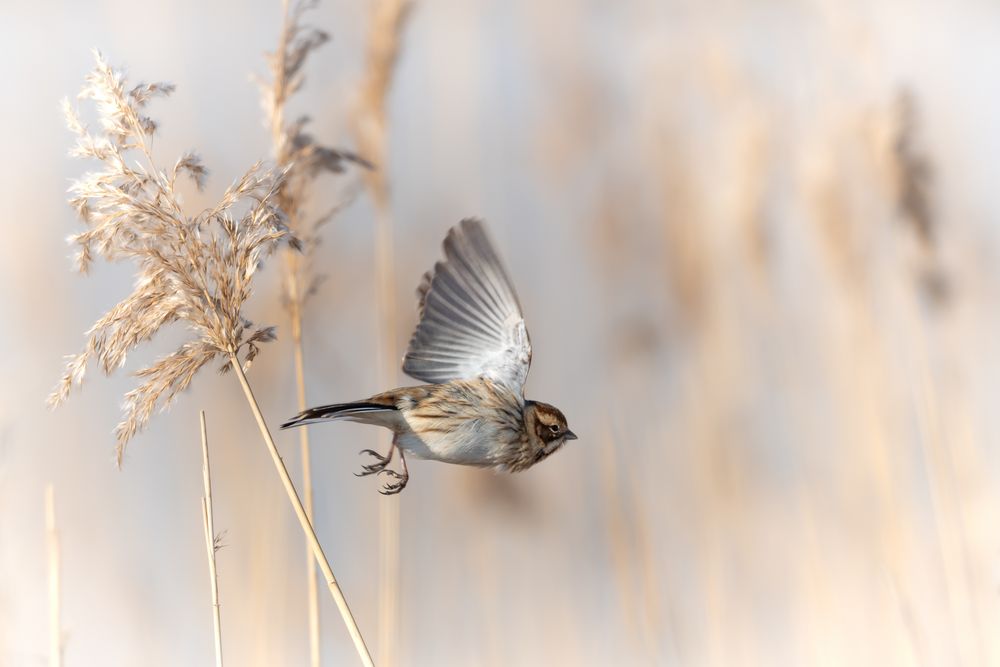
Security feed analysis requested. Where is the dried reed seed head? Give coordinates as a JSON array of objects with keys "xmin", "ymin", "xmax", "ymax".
[
  {"xmin": 260, "ymin": 0, "xmax": 371, "ymax": 312},
  {"xmin": 894, "ymin": 89, "xmax": 934, "ymax": 246},
  {"xmin": 49, "ymin": 51, "xmax": 298, "ymax": 464},
  {"xmin": 172, "ymin": 152, "xmax": 208, "ymax": 191}
]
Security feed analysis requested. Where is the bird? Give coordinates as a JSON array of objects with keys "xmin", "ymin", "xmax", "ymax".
[{"xmin": 281, "ymin": 218, "xmax": 576, "ymax": 494}]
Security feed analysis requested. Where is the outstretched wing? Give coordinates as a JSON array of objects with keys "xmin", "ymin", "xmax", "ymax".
[{"xmin": 402, "ymin": 219, "xmax": 532, "ymax": 393}]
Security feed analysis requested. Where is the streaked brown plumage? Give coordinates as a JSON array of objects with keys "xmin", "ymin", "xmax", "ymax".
[{"xmin": 282, "ymin": 219, "xmax": 575, "ymax": 494}]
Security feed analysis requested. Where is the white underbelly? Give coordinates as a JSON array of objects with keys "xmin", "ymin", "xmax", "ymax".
[{"xmin": 395, "ymin": 416, "xmax": 509, "ymax": 466}]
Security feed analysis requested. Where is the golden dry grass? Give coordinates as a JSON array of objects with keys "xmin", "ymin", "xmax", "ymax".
[
  {"xmin": 49, "ymin": 51, "xmax": 295, "ymax": 461},
  {"xmin": 48, "ymin": 50, "xmax": 373, "ymax": 665}
]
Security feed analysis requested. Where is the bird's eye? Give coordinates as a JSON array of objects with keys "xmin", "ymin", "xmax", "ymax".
[{"xmin": 549, "ymin": 424, "xmax": 560, "ymax": 434}]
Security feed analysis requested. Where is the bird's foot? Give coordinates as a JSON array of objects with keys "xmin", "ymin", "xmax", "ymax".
[
  {"xmin": 355, "ymin": 448, "xmax": 392, "ymax": 476},
  {"xmin": 378, "ymin": 468, "xmax": 409, "ymax": 495}
]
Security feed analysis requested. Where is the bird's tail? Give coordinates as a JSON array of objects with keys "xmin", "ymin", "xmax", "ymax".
[{"xmin": 280, "ymin": 400, "xmax": 398, "ymax": 429}]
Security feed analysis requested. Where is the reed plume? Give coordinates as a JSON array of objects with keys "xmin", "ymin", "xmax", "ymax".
[
  {"xmin": 48, "ymin": 51, "xmax": 295, "ymax": 464},
  {"xmin": 49, "ymin": 51, "xmax": 374, "ymax": 666},
  {"xmin": 261, "ymin": 0, "xmax": 366, "ymax": 249}
]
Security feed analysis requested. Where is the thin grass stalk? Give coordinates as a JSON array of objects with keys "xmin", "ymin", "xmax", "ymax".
[
  {"xmin": 893, "ymin": 98, "xmax": 984, "ymax": 661},
  {"xmin": 353, "ymin": 2, "xmax": 410, "ymax": 662},
  {"xmin": 45, "ymin": 484, "xmax": 61, "ymax": 667},
  {"xmin": 200, "ymin": 411, "xmax": 224, "ymax": 667},
  {"xmin": 51, "ymin": 52, "xmax": 370, "ymax": 663},
  {"xmin": 262, "ymin": 2, "xmax": 351, "ymax": 658},
  {"xmin": 374, "ymin": 205, "xmax": 400, "ymax": 667},
  {"xmin": 907, "ymin": 311, "xmax": 981, "ymax": 663},
  {"xmin": 289, "ymin": 272, "xmax": 321, "ymax": 667},
  {"xmin": 228, "ymin": 355, "xmax": 374, "ymax": 667},
  {"xmin": 598, "ymin": 422, "xmax": 642, "ymax": 648}
]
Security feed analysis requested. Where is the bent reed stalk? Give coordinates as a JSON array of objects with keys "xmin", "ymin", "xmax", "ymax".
[
  {"xmin": 49, "ymin": 52, "xmax": 373, "ymax": 666},
  {"xmin": 259, "ymin": 2, "xmax": 371, "ymax": 662},
  {"xmin": 229, "ymin": 357, "xmax": 373, "ymax": 666}
]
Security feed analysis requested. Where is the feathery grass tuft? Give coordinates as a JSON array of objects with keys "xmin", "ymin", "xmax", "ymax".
[
  {"xmin": 49, "ymin": 51, "xmax": 298, "ymax": 463},
  {"xmin": 50, "ymin": 50, "xmax": 374, "ymax": 666},
  {"xmin": 261, "ymin": 0, "xmax": 370, "ymax": 264}
]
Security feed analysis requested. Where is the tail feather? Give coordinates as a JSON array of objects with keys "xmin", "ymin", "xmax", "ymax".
[{"xmin": 281, "ymin": 401, "xmax": 398, "ymax": 429}]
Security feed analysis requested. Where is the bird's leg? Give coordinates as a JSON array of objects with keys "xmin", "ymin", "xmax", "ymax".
[
  {"xmin": 378, "ymin": 445, "xmax": 409, "ymax": 495},
  {"xmin": 355, "ymin": 442, "xmax": 394, "ymax": 476}
]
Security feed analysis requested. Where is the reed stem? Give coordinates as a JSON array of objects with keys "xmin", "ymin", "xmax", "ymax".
[
  {"xmin": 228, "ymin": 355, "xmax": 374, "ymax": 667},
  {"xmin": 268, "ymin": 0, "xmax": 323, "ymax": 659},
  {"xmin": 200, "ymin": 411, "xmax": 224, "ymax": 667},
  {"xmin": 373, "ymin": 204, "xmax": 400, "ymax": 667},
  {"xmin": 288, "ymin": 267, "xmax": 322, "ymax": 667},
  {"xmin": 45, "ymin": 484, "xmax": 61, "ymax": 667},
  {"xmin": 354, "ymin": 3, "xmax": 410, "ymax": 661}
]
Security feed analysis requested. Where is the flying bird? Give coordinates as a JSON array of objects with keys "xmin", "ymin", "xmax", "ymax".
[{"xmin": 281, "ymin": 219, "xmax": 575, "ymax": 494}]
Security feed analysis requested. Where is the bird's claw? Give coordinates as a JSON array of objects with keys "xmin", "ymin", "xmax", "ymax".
[
  {"xmin": 378, "ymin": 468, "xmax": 409, "ymax": 495},
  {"xmin": 355, "ymin": 448, "xmax": 392, "ymax": 476}
]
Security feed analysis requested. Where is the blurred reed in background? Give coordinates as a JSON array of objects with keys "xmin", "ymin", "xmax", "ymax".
[{"xmin": 3, "ymin": 0, "xmax": 1000, "ymax": 665}]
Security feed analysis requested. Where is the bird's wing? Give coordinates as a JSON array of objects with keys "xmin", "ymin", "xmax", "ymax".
[{"xmin": 402, "ymin": 219, "xmax": 532, "ymax": 393}]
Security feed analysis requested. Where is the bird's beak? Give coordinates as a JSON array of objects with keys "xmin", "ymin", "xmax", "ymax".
[{"xmin": 564, "ymin": 430, "xmax": 578, "ymax": 441}]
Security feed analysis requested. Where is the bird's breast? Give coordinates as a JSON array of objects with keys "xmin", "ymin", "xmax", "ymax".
[
  {"xmin": 396, "ymin": 415, "xmax": 520, "ymax": 466},
  {"xmin": 394, "ymin": 380, "xmax": 524, "ymax": 467}
]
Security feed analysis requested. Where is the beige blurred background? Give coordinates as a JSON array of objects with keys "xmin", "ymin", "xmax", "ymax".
[{"xmin": 4, "ymin": 0, "xmax": 1000, "ymax": 665}]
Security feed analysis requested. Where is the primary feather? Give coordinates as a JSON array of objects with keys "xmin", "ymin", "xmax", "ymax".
[
  {"xmin": 402, "ymin": 219, "xmax": 532, "ymax": 394},
  {"xmin": 280, "ymin": 400, "xmax": 398, "ymax": 429}
]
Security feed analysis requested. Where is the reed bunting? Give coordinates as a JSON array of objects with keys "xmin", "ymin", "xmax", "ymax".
[{"xmin": 281, "ymin": 219, "xmax": 575, "ymax": 494}]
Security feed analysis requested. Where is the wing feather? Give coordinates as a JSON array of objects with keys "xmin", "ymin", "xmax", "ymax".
[{"xmin": 402, "ymin": 219, "xmax": 531, "ymax": 392}]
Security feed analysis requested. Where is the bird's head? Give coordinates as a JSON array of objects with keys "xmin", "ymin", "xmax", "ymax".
[{"xmin": 519, "ymin": 400, "xmax": 576, "ymax": 469}]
